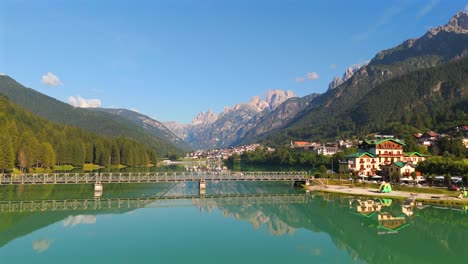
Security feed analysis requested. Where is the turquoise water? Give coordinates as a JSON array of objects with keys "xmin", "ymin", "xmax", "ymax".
[{"xmin": 0, "ymin": 182, "xmax": 466, "ymax": 263}]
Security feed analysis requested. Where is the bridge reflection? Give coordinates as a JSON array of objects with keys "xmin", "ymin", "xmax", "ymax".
[{"xmin": 0, "ymin": 193, "xmax": 310, "ymax": 213}]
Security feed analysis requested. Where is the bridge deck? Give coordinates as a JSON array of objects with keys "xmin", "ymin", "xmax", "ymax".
[{"xmin": 0, "ymin": 172, "xmax": 309, "ymax": 185}]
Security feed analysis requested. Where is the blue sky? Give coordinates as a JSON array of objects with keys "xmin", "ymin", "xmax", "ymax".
[{"xmin": 1, "ymin": 0, "xmax": 466, "ymax": 123}]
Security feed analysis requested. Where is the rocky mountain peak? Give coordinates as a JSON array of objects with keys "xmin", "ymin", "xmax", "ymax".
[
  {"xmin": 248, "ymin": 95, "xmax": 270, "ymax": 112},
  {"xmin": 428, "ymin": 11, "xmax": 468, "ymax": 35},
  {"xmin": 328, "ymin": 77, "xmax": 344, "ymax": 90},
  {"xmin": 328, "ymin": 64, "xmax": 362, "ymax": 90},
  {"xmin": 191, "ymin": 109, "xmax": 219, "ymax": 126},
  {"xmin": 225, "ymin": 89, "xmax": 296, "ymax": 113},
  {"xmin": 266, "ymin": 89, "xmax": 296, "ymax": 110}
]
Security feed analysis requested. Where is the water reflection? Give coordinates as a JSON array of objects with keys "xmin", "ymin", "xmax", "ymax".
[
  {"xmin": 193, "ymin": 193, "xmax": 468, "ymax": 263},
  {"xmin": 32, "ymin": 239, "xmax": 52, "ymax": 253},
  {"xmin": 0, "ymin": 183, "xmax": 467, "ymax": 263},
  {"xmin": 63, "ymin": 215, "xmax": 97, "ymax": 227},
  {"xmin": 348, "ymin": 198, "xmax": 417, "ymax": 233}
]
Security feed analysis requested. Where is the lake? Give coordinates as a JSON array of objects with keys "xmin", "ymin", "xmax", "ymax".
[{"xmin": 0, "ymin": 181, "xmax": 466, "ymax": 263}]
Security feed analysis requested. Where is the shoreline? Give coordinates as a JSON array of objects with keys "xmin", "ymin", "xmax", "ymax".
[{"xmin": 305, "ymin": 185, "xmax": 468, "ymax": 206}]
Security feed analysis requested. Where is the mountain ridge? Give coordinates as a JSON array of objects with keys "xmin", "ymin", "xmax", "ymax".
[
  {"xmin": 0, "ymin": 75, "xmax": 183, "ymax": 156},
  {"xmin": 238, "ymin": 11, "xmax": 468, "ymax": 145},
  {"xmin": 164, "ymin": 89, "xmax": 297, "ymax": 149}
]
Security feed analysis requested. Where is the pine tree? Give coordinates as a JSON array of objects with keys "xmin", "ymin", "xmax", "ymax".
[
  {"xmin": 0, "ymin": 134, "xmax": 14, "ymax": 172},
  {"xmin": 41, "ymin": 142, "xmax": 56, "ymax": 169},
  {"xmin": 111, "ymin": 143, "xmax": 120, "ymax": 166}
]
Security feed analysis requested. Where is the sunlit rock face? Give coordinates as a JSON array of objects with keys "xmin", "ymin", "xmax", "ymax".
[{"xmin": 180, "ymin": 89, "xmax": 297, "ymax": 149}]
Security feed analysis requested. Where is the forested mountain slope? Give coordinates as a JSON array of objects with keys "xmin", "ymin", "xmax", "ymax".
[
  {"xmin": 90, "ymin": 108, "xmax": 191, "ymax": 151},
  {"xmin": 0, "ymin": 75, "xmax": 182, "ymax": 156},
  {"xmin": 254, "ymin": 12, "xmax": 468, "ymax": 145},
  {"xmin": 260, "ymin": 56, "xmax": 468, "ymax": 145},
  {"xmin": 0, "ymin": 95, "xmax": 158, "ymax": 172}
]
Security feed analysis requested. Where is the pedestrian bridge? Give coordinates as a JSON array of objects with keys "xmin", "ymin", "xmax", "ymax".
[
  {"xmin": 0, "ymin": 193, "xmax": 310, "ymax": 213},
  {"xmin": 0, "ymin": 171, "xmax": 309, "ymax": 185}
]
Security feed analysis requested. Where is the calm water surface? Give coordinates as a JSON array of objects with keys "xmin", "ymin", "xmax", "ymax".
[{"xmin": 0, "ymin": 182, "xmax": 466, "ymax": 264}]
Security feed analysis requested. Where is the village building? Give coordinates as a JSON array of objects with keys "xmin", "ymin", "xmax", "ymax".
[
  {"xmin": 413, "ymin": 131, "xmax": 441, "ymax": 146},
  {"xmin": 291, "ymin": 141, "xmax": 315, "ymax": 150},
  {"xmin": 313, "ymin": 144, "xmax": 339, "ymax": 155},
  {"xmin": 380, "ymin": 161, "xmax": 415, "ymax": 177},
  {"xmin": 291, "ymin": 141, "xmax": 339, "ymax": 155},
  {"xmin": 341, "ymin": 137, "xmax": 429, "ymax": 176}
]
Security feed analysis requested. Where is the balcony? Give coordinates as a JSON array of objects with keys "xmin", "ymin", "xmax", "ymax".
[{"xmin": 378, "ymin": 153, "xmax": 402, "ymax": 157}]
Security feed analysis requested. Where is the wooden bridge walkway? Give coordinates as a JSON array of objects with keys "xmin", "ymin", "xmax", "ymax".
[
  {"xmin": 0, "ymin": 171, "xmax": 308, "ymax": 185},
  {"xmin": 0, "ymin": 193, "xmax": 310, "ymax": 213}
]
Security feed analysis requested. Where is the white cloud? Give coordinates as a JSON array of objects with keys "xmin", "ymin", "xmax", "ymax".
[
  {"xmin": 295, "ymin": 77, "xmax": 305, "ymax": 83},
  {"xmin": 32, "ymin": 239, "xmax": 53, "ymax": 253},
  {"xmin": 68, "ymin": 96, "xmax": 102, "ymax": 108},
  {"xmin": 465, "ymin": 4, "xmax": 468, "ymax": 11},
  {"xmin": 130, "ymin": 108, "xmax": 140, "ymax": 113},
  {"xmin": 0, "ymin": 72, "xmax": 5, "ymax": 76},
  {"xmin": 419, "ymin": 0, "xmax": 439, "ymax": 17},
  {"xmin": 41, "ymin": 72, "xmax": 62, "ymax": 86},
  {"xmin": 63, "ymin": 215, "xmax": 97, "ymax": 227},
  {"xmin": 295, "ymin": 71, "xmax": 319, "ymax": 84},
  {"xmin": 330, "ymin": 64, "xmax": 337, "ymax": 69},
  {"xmin": 306, "ymin": 72, "xmax": 319, "ymax": 80}
]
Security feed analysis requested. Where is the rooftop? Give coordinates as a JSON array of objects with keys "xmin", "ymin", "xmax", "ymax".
[
  {"xmin": 345, "ymin": 152, "xmax": 377, "ymax": 158},
  {"xmin": 363, "ymin": 138, "xmax": 406, "ymax": 146}
]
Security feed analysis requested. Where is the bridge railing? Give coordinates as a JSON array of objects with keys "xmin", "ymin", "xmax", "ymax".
[{"xmin": 0, "ymin": 171, "xmax": 308, "ymax": 185}]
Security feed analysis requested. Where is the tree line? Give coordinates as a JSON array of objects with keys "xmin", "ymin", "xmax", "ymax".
[
  {"xmin": 225, "ymin": 146, "xmax": 359, "ymax": 174},
  {"xmin": 0, "ymin": 95, "xmax": 158, "ymax": 173},
  {"xmin": 416, "ymin": 156, "xmax": 468, "ymax": 177}
]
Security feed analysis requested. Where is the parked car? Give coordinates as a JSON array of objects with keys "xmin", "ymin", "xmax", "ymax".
[{"xmin": 432, "ymin": 178, "xmax": 446, "ymax": 187}]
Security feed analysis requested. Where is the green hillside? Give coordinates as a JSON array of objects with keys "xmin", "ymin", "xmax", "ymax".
[
  {"xmin": 0, "ymin": 95, "xmax": 158, "ymax": 172},
  {"xmin": 91, "ymin": 108, "xmax": 192, "ymax": 151},
  {"xmin": 0, "ymin": 75, "xmax": 182, "ymax": 156}
]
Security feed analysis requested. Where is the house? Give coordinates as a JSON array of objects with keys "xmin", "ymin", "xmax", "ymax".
[
  {"xmin": 380, "ymin": 161, "xmax": 415, "ymax": 177},
  {"xmin": 291, "ymin": 141, "xmax": 314, "ymax": 150},
  {"xmin": 402, "ymin": 152, "xmax": 429, "ymax": 163},
  {"xmin": 313, "ymin": 144, "xmax": 339, "ymax": 156},
  {"xmin": 415, "ymin": 131, "xmax": 440, "ymax": 146},
  {"xmin": 343, "ymin": 152, "xmax": 378, "ymax": 176},
  {"xmin": 342, "ymin": 137, "xmax": 429, "ymax": 176}
]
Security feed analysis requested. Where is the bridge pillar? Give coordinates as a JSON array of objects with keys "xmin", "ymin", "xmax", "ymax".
[
  {"xmin": 94, "ymin": 182, "xmax": 103, "ymax": 197},
  {"xmin": 199, "ymin": 180, "xmax": 206, "ymax": 195}
]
